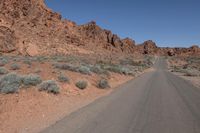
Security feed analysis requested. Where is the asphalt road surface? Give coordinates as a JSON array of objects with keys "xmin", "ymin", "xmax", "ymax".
[{"xmin": 41, "ymin": 58, "xmax": 200, "ymax": 133}]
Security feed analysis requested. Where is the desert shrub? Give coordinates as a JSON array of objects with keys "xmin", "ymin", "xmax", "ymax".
[
  {"xmin": 184, "ymin": 69, "xmax": 200, "ymax": 77},
  {"xmin": 90, "ymin": 65, "xmax": 108, "ymax": 75},
  {"xmin": 105, "ymin": 65, "xmax": 122, "ymax": 73},
  {"xmin": 76, "ymin": 80, "xmax": 88, "ymax": 90},
  {"xmin": 120, "ymin": 58, "xmax": 142, "ymax": 66},
  {"xmin": 58, "ymin": 73, "xmax": 70, "ymax": 83},
  {"xmin": 0, "ymin": 58, "xmax": 8, "ymax": 66},
  {"xmin": 23, "ymin": 59, "xmax": 32, "ymax": 66},
  {"xmin": 10, "ymin": 63, "xmax": 20, "ymax": 70},
  {"xmin": 22, "ymin": 74, "xmax": 42, "ymax": 86},
  {"xmin": 38, "ymin": 80, "xmax": 60, "ymax": 94},
  {"xmin": 54, "ymin": 63, "xmax": 92, "ymax": 75},
  {"xmin": 0, "ymin": 73, "xmax": 22, "ymax": 94},
  {"xmin": 104, "ymin": 64, "xmax": 132, "ymax": 75},
  {"xmin": 78, "ymin": 66, "xmax": 91, "ymax": 75},
  {"xmin": 120, "ymin": 67, "xmax": 133, "ymax": 75},
  {"xmin": 36, "ymin": 56, "xmax": 48, "ymax": 63},
  {"xmin": 97, "ymin": 79, "xmax": 110, "ymax": 89},
  {"xmin": 54, "ymin": 63, "xmax": 78, "ymax": 72},
  {"xmin": 52, "ymin": 55, "xmax": 78, "ymax": 63},
  {"xmin": 0, "ymin": 67, "xmax": 9, "ymax": 75}
]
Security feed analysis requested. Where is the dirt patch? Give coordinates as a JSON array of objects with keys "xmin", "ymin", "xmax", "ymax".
[
  {"xmin": 0, "ymin": 73, "xmax": 132, "ymax": 133},
  {"xmin": 0, "ymin": 55, "xmax": 156, "ymax": 133},
  {"xmin": 173, "ymin": 72, "xmax": 200, "ymax": 89}
]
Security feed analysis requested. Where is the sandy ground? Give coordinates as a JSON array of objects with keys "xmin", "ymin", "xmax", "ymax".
[
  {"xmin": 173, "ymin": 72, "xmax": 200, "ymax": 89},
  {"xmin": 167, "ymin": 58, "xmax": 200, "ymax": 89},
  {"xmin": 0, "ymin": 56, "xmax": 155, "ymax": 133},
  {"xmin": 0, "ymin": 72, "xmax": 133, "ymax": 133}
]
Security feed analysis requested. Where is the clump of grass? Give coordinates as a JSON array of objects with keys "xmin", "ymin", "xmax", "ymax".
[
  {"xmin": 0, "ymin": 67, "xmax": 9, "ymax": 75},
  {"xmin": 22, "ymin": 74, "xmax": 42, "ymax": 86},
  {"xmin": 97, "ymin": 79, "xmax": 110, "ymax": 89},
  {"xmin": 76, "ymin": 80, "xmax": 88, "ymax": 90},
  {"xmin": 58, "ymin": 73, "xmax": 70, "ymax": 83},
  {"xmin": 38, "ymin": 80, "xmax": 60, "ymax": 94},
  {"xmin": 0, "ymin": 73, "xmax": 22, "ymax": 94},
  {"xmin": 10, "ymin": 63, "xmax": 20, "ymax": 70}
]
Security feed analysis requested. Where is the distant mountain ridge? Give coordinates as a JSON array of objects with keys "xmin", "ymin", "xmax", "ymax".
[{"xmin": 0, "ymin": 0, "xmax": 199, "ymax": 56}]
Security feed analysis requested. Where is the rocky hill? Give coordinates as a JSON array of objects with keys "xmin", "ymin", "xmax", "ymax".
[{"xmin": 0, "ymin": 0, "xmax": 199, "ymax": 56}]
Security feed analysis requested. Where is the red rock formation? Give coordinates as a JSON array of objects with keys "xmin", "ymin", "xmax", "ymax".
[{"xmin": 0, "ymin": 0, "xmax": 199, "ymax": 56}]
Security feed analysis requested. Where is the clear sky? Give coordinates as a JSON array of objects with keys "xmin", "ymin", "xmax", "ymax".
[{"xmin": 45, "ymin": 0, "xmax": 200, "ymax": 47}]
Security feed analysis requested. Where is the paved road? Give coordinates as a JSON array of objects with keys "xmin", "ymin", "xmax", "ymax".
[{"xmin": 41, "ymin": 58, "xmax": 200, "ymax": 133}]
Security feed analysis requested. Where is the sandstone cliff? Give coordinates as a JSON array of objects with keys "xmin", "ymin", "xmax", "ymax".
[{"xmin": 0, "ymin": 0, "xmax": 199, "ymax": 56}]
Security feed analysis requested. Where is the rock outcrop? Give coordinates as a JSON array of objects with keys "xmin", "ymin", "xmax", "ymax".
[{"xmin": 0, "ymin": 0, "xmax": 199, "ymax": 56}]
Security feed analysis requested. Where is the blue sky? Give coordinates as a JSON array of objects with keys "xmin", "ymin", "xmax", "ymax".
[{"xmin": 45, "ymin": 0, "xmax": 200, "ymax": 47}]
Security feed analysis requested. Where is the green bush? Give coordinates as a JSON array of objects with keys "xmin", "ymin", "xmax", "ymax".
[
  {"xmin": 10, "ymin": 63, "xmax": 20, "ymax": 70},
  {"xmin": 58, "ymin": 73, "xmax": 70, "ymax": 83},
  {"xmin": 0, "ymin": 73, "xmax": 22, "ymax": 94},
  {"xmin": 38, "ymin": 80, "xmax": 60, "ymax": 94},
  {"xmin": 98, "ymin": 79, "xmax": 110, "ymax": 89},
  {"xmin": 22, "ymin": 74, "xmax": 42, "ymax": 86},
  {"xmin": 0, "ymin": 67, "xmax": 9, "ymax": 75},
  {"xmin": 76, "ymin": 80, "xmax": 88, "ymax": 90}
]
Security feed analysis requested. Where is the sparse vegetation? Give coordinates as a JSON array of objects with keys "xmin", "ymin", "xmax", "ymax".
[
  {"xmin": 169, "ymin": 56, "xmax": 200, "ymax": 77},
  {"xmin": 0, "ymin": 73, "xmax": 22, "ymax": 94},
  {"xmin": 54, "ymin": 63, "xmax": 78, "ymax": 72},
  {"xmin": 90, "ymin": 65, "xmax": 109, "ymax": 75},
  {"xmin": 23, "ymin": 58, "xmax": 32, "ymax": 66},
  {"xmin": 34, "ymin": 68, "xmax": 42, "ymax": 73},
  {"xmin": 0, "ymin": 58, "xmax": 8, "ymax": 66},
  {"xmin": 58, "ymin": 73, "xmax": 70, "ymax": 83},
  {"xmin": 36, "ymin": 56, "xmax": 49, "ymax": 63},
  {"xmin": 0, "ymin": 55, "xmax": 154, "ymax": 95},
  {"xmin": 104, "ymin": 64, "xmax": 133, "ymax": 75},
  {"xmin": 76, "ymin": 80, "xmax": 88, "ymax": 90},
  {"xmin": 98, "ymin": 79, "xmax": 110, "ymax": 89},
  {"xmin": 78, "ymin": 66, "xmax": 91, "ymax": 75},
  {"xmin": 10, "ymin": 63, "xmax": 20, "ymax": 70},
  {"xmin": 38, "ymin": 80, "xmax": 60, "ymax": 94},
  {"xmin": 0, "ymin": 67, "xmax": 9, "ymax": 75},
  {"xmin": 22, "ymin": 74, "xmax": 42, "ymax": 86}
]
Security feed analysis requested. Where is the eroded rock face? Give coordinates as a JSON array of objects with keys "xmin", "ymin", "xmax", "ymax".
[
  {"xmin": 0, "ymin": 26, "xmax": 16, "ymax": 52},
  {"xmin": 0, "ymin": 0, "xmax": 199, "ymax": 56},
  {"xmin": 142, "ymin": 40, "xmax": 158, "ymax": 54}
]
